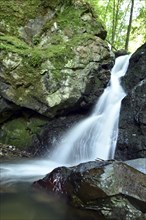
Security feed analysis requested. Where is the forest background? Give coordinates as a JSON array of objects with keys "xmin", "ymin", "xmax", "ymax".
[{"xmin": 86, "ymin": 0, "xmax": 146, "ymax": 52}]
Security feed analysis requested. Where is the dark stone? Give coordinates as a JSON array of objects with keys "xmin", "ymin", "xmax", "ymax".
[
  {"xmin": 116, "ymin": 43, "xmax": 146, "ymax": 160},
  {"xmin": 122, "ymin": 43, "xmax": 146, "ymax": 93},
  {"xmin": 115, "ymin": 49, "xmax": 129, "ymax": 58},
  {"xmin": 33, "ymin": 159, "xmax": 146, "ymax": 220},
  {"xmin": 0, "ymin": 96, "xmax": 20, "ymax": 123}
]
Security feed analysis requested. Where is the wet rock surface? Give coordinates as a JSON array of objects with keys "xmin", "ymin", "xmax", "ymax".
[
  {"xmin": 33, "ymin": 158, "xmax": 146, "ymax": 220},
  {"xmin": 116, "ymin": 43, "xmax": 146, "ymax": 160}
]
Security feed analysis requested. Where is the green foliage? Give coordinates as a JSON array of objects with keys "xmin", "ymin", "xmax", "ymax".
[
  {"xmin": 130, "ymin": 4, "xmax": 146, "ymax": 49},
  {"xmin": 85, "ymin": 0, "xmax": 146, "ymax": 52}
]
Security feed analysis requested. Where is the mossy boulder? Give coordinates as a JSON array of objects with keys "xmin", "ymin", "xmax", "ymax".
[
  {"xmin": 0, "ymin": 0, "xmax": 114, "ymax": 150},
  {"xmin": 0, "ymin": 115, "xmax": 48, "ymax": 149},
  {"xmin": 0, "ymin": 0, "xmax": 112, "ymax": 118}
]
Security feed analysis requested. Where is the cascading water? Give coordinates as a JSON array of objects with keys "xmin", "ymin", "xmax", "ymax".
[
  {"xmin": 50, "ymin": 54, "xmax": 131, "ymax": 164},
  {"xmin": 0, "ymin": 55, "xmax": 131, "ymax": 184}
]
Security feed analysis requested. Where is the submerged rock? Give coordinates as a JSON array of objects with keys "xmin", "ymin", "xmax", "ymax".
[
  {"xmin": 116, "ymin": 43, "xmax": 146, "ymax": 160},
  {"xmin": 33, "ymin": 159, "xmax": 146, "ymax": 220}
]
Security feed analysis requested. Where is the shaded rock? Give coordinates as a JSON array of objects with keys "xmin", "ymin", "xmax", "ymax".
[
  {"xmin": 116, "ymin": 43, "xmax": 146, "ymax": 160},
  {"xmin": 0, "ymin": 96, "xmax": 20, "ymax": 123},
  {"xmin": 114, "ymin": 49, "xmax": 129, "ymax": 58},
  {"xmin": 0, "ymin": 113, "xmax": 48, "ymax": 150},
  {"xmin": 33, "ymin": 159, "xmax": 146, "ymax": 220},
  {"xmin": 122, "ymin": 43, "xmax": 146, "ymax": 92},
  {"xmin": 0, "ymin": 143, "xmax": 31, "ymax": 160}
]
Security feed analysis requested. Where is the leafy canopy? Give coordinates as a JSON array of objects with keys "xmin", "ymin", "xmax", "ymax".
[{"xmin": 85, "ymin": 0, "xmax": 146, "ymax": 52}]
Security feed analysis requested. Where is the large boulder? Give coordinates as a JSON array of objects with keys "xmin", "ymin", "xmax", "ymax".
[
  {"xmin": 116, "ymin": 43, "xmax": 146, "ymax": 160},
  {"xmin": 0, "ymin": 0, "xmax": 113, "ymax": 149},
  {"xmin": 0, "ymin": 0, "xmax": 113, "ymax": 119},
  {"xmin": 33, "ymin": 159, "xmax": 146, "ymax": 220}
]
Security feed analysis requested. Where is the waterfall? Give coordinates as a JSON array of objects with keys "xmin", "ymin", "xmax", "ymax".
[
  {"xmin": 0, "ymin": 55, "xmax": 131, "ymax": 184},
  {"xmin": 50, "ymin": 55, "xmax": 131, "ymax": 165}
]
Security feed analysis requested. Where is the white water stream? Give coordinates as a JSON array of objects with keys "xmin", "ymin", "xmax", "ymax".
[
  {"xmin": 0, "ymin": 55, "xmax": 131, "ymax": 184},
  {"xmin": 50, "ymin": 55, "xmax": 130, "ymax": 164}
]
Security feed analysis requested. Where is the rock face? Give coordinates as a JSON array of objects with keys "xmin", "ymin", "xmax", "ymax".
[
  {"xmin": 0, "ymin": 0, "xmax": 113, "ymax": 149},
  {"xmin": 33, "ymin": 159, "xmax": 146, "ymax": 220},
  {"xmin": 116, "ymin": 43, "xmax": 146, "ymax": 160}
]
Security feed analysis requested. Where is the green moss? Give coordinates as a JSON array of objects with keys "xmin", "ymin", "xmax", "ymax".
[
  {"xmin": 28, "ymin": 117, "xmax": 48, "ymax": 134},
  {"xmin": 0, "ymin": 118, "xmax": 32, "ymax": 148},
  {"xmin": 0, "ymin": 0, "xmax": 41, "ymax": 35},
  {"xmin": 57, "ymin": 6, "xmax": 83, "ymax": 29},
  {"xmin": 33, "ymin": 36, "xmax": 42, "ymax": 45},
  {"xmin": 0, "ymin": 0, "xmax": 103, "ymax": 84},
  {"xmin": 0, "ymin": 35, "xmax": 30, "ymax": 57},
  {"xmin": 0, "ymin": 35, "xmax": 29, "ymax": 49},
  {"xmin": 56, "ymin": 4, "xmax": 101, "ymax": 36},
  {"xmin": 0, "ymin": 35, "xmax": 68, "ymax": 68},
  {"xmin": 0, "ymin": 34, "xmax": 91, "ymax": 65},
  {"xmin": 27, "ymin": 49, "xmax": 46, "ymax": 68},
  {"xmin": 0, "ymin": 116, "xmax": 47, "ymax": 149},
  {"xmin": 0, "ymin": 0, "xmax": 102, "ymax": 71},
  {"xmin": 0, "ymin": 32, "xmax": 94, "ymax": 89}
]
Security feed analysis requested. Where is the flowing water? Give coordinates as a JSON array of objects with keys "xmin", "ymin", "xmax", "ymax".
[
  {"xmin": 50, "ymin": 54, "xmax": 131, "ymax": 164},
  {"xmin": 0, "ymin": 55, "xmax": 131, "ymax": 185}
]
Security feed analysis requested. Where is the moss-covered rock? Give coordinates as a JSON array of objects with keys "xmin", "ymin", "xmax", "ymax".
[
  {"xmin": 0, "ymin": 0, "xmax": 114, "ymax": 149},
  {"xmin": 0, "ymin": 115, "xmax": 47, "ymax": 149}
]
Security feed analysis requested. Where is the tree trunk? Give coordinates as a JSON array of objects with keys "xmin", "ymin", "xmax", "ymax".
[
  {"xmin": 111, "ymin": 0, "xmax": 116, "ymax": 48},
  {"xmin": 125, "ymin": 0, "xmax": 134, "ymax": 51},
  {"xmin": 104, "ymin": 0, "xmax": 111, "ymax": 22}
]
